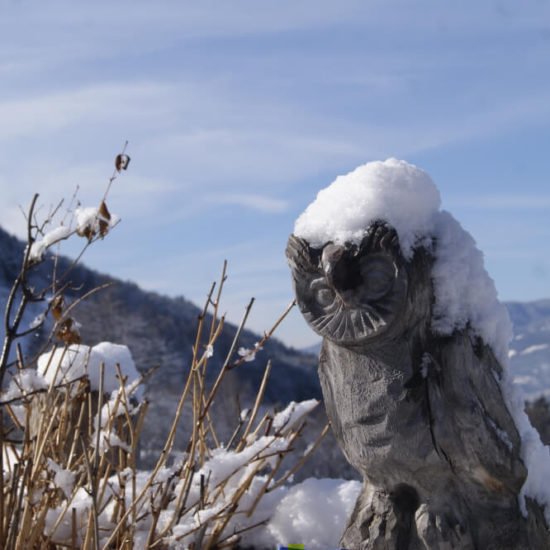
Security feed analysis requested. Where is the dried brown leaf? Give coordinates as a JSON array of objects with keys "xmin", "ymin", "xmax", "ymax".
[
  {"xmin": 55, "ymin": 317, "xmax": 81, "ymax": 345},
  {"xmin": 51, "ymin": 295, "xmax": 65, "ymax": 321},
  {"xmin": 115, "ymin": 154, "xmax": 131, "ymax": 172}
]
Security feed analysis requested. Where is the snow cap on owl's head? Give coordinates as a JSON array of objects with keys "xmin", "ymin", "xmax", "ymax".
[
  {"xmin": 293, "ymin": 157, "xmax": 512, "ymax": 364},
  {"xmin": 294, "ymin": 158, "xmax": 441, "ymax": 260}
]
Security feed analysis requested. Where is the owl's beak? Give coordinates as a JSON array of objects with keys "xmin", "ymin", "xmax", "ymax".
[{"xmin": 321, "ymin": 244, "xmax": 345, "ymax": 288}]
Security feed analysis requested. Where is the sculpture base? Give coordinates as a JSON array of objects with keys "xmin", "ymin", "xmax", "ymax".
[{"xmin": 341, "ymin": 482, "xmax": 549, "ymax": 550}]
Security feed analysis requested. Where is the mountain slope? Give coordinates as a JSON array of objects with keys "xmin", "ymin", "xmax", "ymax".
[
  {"xmin": 507, "ymin": 300, "xmax": 550, "ymax": 399},
  {"xmin": 0, "ymin": 226, "xmax": 318, "ymax": 397},
  {"xmin": 0, "ymin": 226, "xmax": 325, "ymax": 469}
]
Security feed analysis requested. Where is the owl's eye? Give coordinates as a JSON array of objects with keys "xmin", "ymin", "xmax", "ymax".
[
  {"xmin": 311, "ymin": 278, "xmax": 336, "ymax": 307},
  {"xmin": 316, "ymin": 288, "xmax": 336, "ymax": 306},
  {"xmin": 359, "ymin": 255, "xmax": 396, "ymax": 301}
]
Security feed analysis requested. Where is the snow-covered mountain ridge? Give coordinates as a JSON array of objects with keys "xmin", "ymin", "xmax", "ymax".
[{"xmin": 507, "ymin": 300, "xmax": 550, "ymax": 399}]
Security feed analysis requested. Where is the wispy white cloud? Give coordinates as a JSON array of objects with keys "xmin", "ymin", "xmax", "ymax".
[
  {"xmin": 208, "ymin": 193, "xmax": 289, "ymax": 213},
  {"xmin": 446, "ymin": 195, "xmax": 550, "ymax": 210},
  {"xmin": 141, "ymin": 127, "xmax": 363, "ymax": 190},
  {"xmin": 0, "ymin": 82, "xmax": 174, "ymax": 141}
]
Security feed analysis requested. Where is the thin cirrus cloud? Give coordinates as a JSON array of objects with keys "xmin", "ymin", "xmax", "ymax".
[
  {"xmin": 0, "ymin": 82, "xmax": 176, "ymax": 141},
  {"xmin": 142, "ymin": 128, "xmax": 363, "ymax": 190},
  {"xmin": 2, "ymin": 78, "xmax": 549, "ymax": 177},
  {"xmin": 208, "ymin": 193, "xmax": 289, "ymax": 213},
  {"xmin": 447, "ymin": 195, "xmax": 550, "ymax": 210}
]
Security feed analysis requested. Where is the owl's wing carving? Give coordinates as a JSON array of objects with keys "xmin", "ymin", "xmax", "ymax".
[
  {"xmin": 286, "ymin": 234, "xmax": 320, "ymax": 278},
  {"xmin": 357, "ymin": 220, "xmax": 400, "ymax": 256}
]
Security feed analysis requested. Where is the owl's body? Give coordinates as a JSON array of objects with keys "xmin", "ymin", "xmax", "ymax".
[{"xmin": 286, "ymin": 223, "xmax": 549, "ymax": 549}]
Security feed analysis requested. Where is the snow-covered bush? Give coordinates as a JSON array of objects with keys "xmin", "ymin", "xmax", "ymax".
[
  {"xmin": 1, "ymin": 337, "xmax": 325, "ymax": 548},
  {"xmin": 0, "ymin": 148, "xmax": 335, "ymax": 549}
]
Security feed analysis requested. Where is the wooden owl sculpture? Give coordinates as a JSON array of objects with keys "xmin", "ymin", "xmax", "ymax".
[{"xmin": 286, "ymin": 221, "xmax": 549, "ymax": 550}]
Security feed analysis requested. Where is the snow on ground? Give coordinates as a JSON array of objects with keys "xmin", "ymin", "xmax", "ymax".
[
  {"xmin": 43, "ymin": 465, "xmax": 359, "ymax": 549},
  {"xmin": 249, "ymin": 478, "xmax": 361, "ymax": 550},
  {"xmin": 294, "ymin": 158, "xmax": 550, "ymax": 522},
  {"xmin": 41, "ymin": 416, "xmax": 359, "ymax": 549}
]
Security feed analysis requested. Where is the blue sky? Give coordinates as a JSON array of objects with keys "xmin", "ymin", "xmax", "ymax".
[{"xmin": 1, "ymin": 0, "xmax": 549, "ymax": 348}]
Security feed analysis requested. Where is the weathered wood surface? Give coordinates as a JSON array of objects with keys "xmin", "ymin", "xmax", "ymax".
[{"xmin": 286, "ymin": 222, "xmax": 549, "ymax": 549}]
